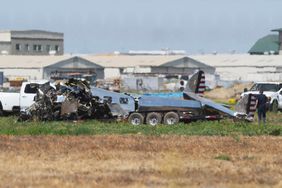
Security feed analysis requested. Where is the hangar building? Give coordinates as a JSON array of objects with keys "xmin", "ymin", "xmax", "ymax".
[
  {"xmin": 0, "ymin": 55, "xmax": 103, "ymax": 82},
  {"xmin": 0, "ymin": 55, "xmax": 216, "ymax": 88},
  {"xmin": 191, "ymin": 54, "xmax": 282, "ymax": 82},
  {"xmin": 82, "ymin": 55, "xmax": 215, "ymax": 78}
]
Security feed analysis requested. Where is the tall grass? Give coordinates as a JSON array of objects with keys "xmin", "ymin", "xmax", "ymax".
[{"xmin": 0, "ymin": 113, "xmax": 281, "ymax": 136}]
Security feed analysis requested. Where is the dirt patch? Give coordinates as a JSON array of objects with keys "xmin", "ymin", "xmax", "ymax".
[
  {"xmin": 205, "ymin": 83, "xmax": 252, "ymax": 101},
  {"xmin": 0, "ymin": 135, "xmax": 281, "ymax": 187}
]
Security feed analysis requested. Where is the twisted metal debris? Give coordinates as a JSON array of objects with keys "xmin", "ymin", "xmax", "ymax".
[{"xmin": 19, "ymin": 79, "xmax": 115, "ymax": 121}]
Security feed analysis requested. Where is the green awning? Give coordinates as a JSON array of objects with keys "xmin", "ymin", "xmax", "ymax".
[{"xmin": 248, "ymin": 34, "xmax": 280, "ymax": 54}]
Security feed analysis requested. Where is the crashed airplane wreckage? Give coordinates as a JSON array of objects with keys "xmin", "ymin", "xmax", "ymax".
[
  {"xmin": 19, "ymin": 79, "xmax": 122, "ymax": 121},
  {"xmin": 92, "ymin": 70, "xmax": 256, "ymax": 125},
  {"xmin": 19, "ymin": 71, "xmax": 255, "ymax": 125}
]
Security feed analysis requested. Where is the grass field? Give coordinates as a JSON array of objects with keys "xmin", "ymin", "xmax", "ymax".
[
  {"xmin": 0, "ymin": 112, "xmax": 282, "ymax": 136},
  {"xmin": 0, "ymin": 135, "xmax": 281, "ymax": 187},
  {"xmin": 0, "ymin": 112, "xmax": 281, "ymax": 187}
]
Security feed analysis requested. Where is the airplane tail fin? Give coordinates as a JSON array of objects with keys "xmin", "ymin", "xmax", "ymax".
[
  {"xmin": 185, "ymin": 70, "xmax": 205, "ymax": 95},
  {"xmin": 235, "ymin": 94, "xmax": 256, "ymax": 120},
  {"xmin": 246, "ymin": 94, "xmax": 257, "ymax": 118}
]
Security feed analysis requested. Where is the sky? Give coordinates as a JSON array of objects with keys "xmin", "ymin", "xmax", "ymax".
[{"xmin": 0, "ymin": 0, "xmax": 282, "ymax": 54}]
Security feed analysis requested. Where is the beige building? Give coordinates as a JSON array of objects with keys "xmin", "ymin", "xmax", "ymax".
[
  {"xmin": 1, "ymin": 53, "xmax": 281, "ymax": 87},
  {"xmin": 191, "ymin": 54, "xmax": 282, "ymax": 82},
  {"xmin": 0, "ymin": 30, "xmax": 64, "ymax": 56},
  {"xmin": 0, "ymin": 54, "xmax": 216, "ymax": 88},
  {"xmin": 82, "ymin": 54, "xmax": 215, "ymax": 78},
  {"xmin": 0, "ymin": 55, "xmax": 103, "ymax": 81}
]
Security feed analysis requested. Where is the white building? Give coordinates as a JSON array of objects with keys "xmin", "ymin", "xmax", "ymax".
[
  {"xmin": 3, "ymin": 53, "xmax": 280, "ymax": 88},
  {"xmin": 82, "ymin": 54, "xmax": 215, "ymax": 78},
  {"xmin": 0, "ymin": 54, "xmax": 216, "ymax": 90},
  {"xmin": 191, "ymin": 54, "xmax": 282, "ymax": 82},
  {"xmin": 0, "ymin": 55, "xmax": 216, "ymax": 90},
  {"xmin": 0, "ymin": 55, "xmax": 104, "ymax": 81}
]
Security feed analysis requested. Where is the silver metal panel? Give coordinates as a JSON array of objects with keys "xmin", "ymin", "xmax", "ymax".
[
  {"xmin": 91, "ymin": 87, "xmax": 135, "ymax": 113},
  {"xmin": 122, "ymin": 77, "xmax": 163, "ymax": 91},
  {"xmin": 139, "ymin": 96, "xmax": 202, "ymax": 109},
  {"xmin": 183, "ymin": 91, "xmax": 237, "ymax": 117}
]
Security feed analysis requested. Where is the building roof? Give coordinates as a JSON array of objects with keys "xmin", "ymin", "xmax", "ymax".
[
  {"xmin": 248, "ymin": 34, "xmax": 280, "ymax": 54},
  {"xmin": 2, "ymin": 54, "xmax": 281, "ymax": 70},
  {"xmin": 161, "ymin": 56, "xmax": 214, "ymax": 69},
  {"xmin": 0, "ymin": 55, "xmax": 191, "ymax": 69},
  {"xmin": 0, "ymin": 55, "xmax": 71, "ymax": 68},
  {"xmin": 82, "ymin": 55, "xmax": 187, "ymax": 68},
  {"xmin": 271, "ymin": 28, "xmax": 282, "ymax": 32},
  {"xmin": 44, "ymin": 56, "xmax": 104, "ymax": 69},
  {"xmin": 0, "ymin": 30, "xmax": 64, "ymax": 40},
  {"xmin": 190, "ymin": 54, "xmax": 282, "ymax": 67}
]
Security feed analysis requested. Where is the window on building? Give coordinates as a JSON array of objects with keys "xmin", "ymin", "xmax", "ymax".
[
  {"xmin": 55, "ymin": 45, "xmax": 59, "ymax": 51},
  {"xmin": 15, "ymin": 44, "xmax": 21, "ymax": 51},
  {"xmin": 46, "ymin": 45, "xmax": 51, "ymax": 52},
  {"xmin": 33, "ymin": 45, "xmax": 43, "ymax": 52},
  {"xmin": 25, "ymin": 44, "xmax": 30, "ymax": 51}
]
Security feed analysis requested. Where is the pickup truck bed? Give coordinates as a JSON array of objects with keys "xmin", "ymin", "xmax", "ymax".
[
  {"xmin": 0, "ymin": 80, "xmax": 49, "ymax": 114},
  {"xmin": 0, "ymin": 92, "xmax": 20, "ymax": 112}
]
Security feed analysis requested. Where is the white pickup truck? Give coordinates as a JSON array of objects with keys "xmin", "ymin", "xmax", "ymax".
[
  {"xmin": 241, "ymin": 82, "xmax": 282, "ymax": 112},
  {"xmin": 0, "ymin": 80, "xmax": 48, "ymax": 114}
]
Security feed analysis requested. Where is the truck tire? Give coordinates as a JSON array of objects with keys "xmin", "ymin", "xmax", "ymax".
[
  {"xmin": 128, "ymin": 113, "xmax": 144, "ymax": 126},
  {"xmin": 146, "ymin": 112, "xmax": 162, "ymax": 126},
  {"xmin": 270, "ymin": 100, "xmax": 278, "ymax": 113},
  {"xmin": 163, "ymin": 112, "xmax": 179, "ymax": 125}
]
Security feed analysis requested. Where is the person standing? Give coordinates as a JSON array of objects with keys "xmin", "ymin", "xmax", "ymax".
[{"xmin": 255, "ymin": 89, "xmax": 268, "ymax": 126}]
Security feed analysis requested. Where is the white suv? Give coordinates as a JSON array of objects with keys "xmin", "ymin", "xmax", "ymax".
[{"xmin": 241, "ymin": 82, "xmax": 282, "ymax": 112}]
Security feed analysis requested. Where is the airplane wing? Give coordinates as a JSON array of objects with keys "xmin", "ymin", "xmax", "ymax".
[{"xmin": 183, "ymin": 91, "xmax": 237, "ymax": 118}]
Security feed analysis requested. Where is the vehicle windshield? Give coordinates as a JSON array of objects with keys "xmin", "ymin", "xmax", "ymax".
[{"xmin": 250, "ymin": 83, "xmax": 279, "ymax": 92}]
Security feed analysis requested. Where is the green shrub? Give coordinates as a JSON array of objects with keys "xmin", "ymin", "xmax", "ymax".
[{"xmin": 215, "ymin": 155, "xmax": 231, "ymax": 161}]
